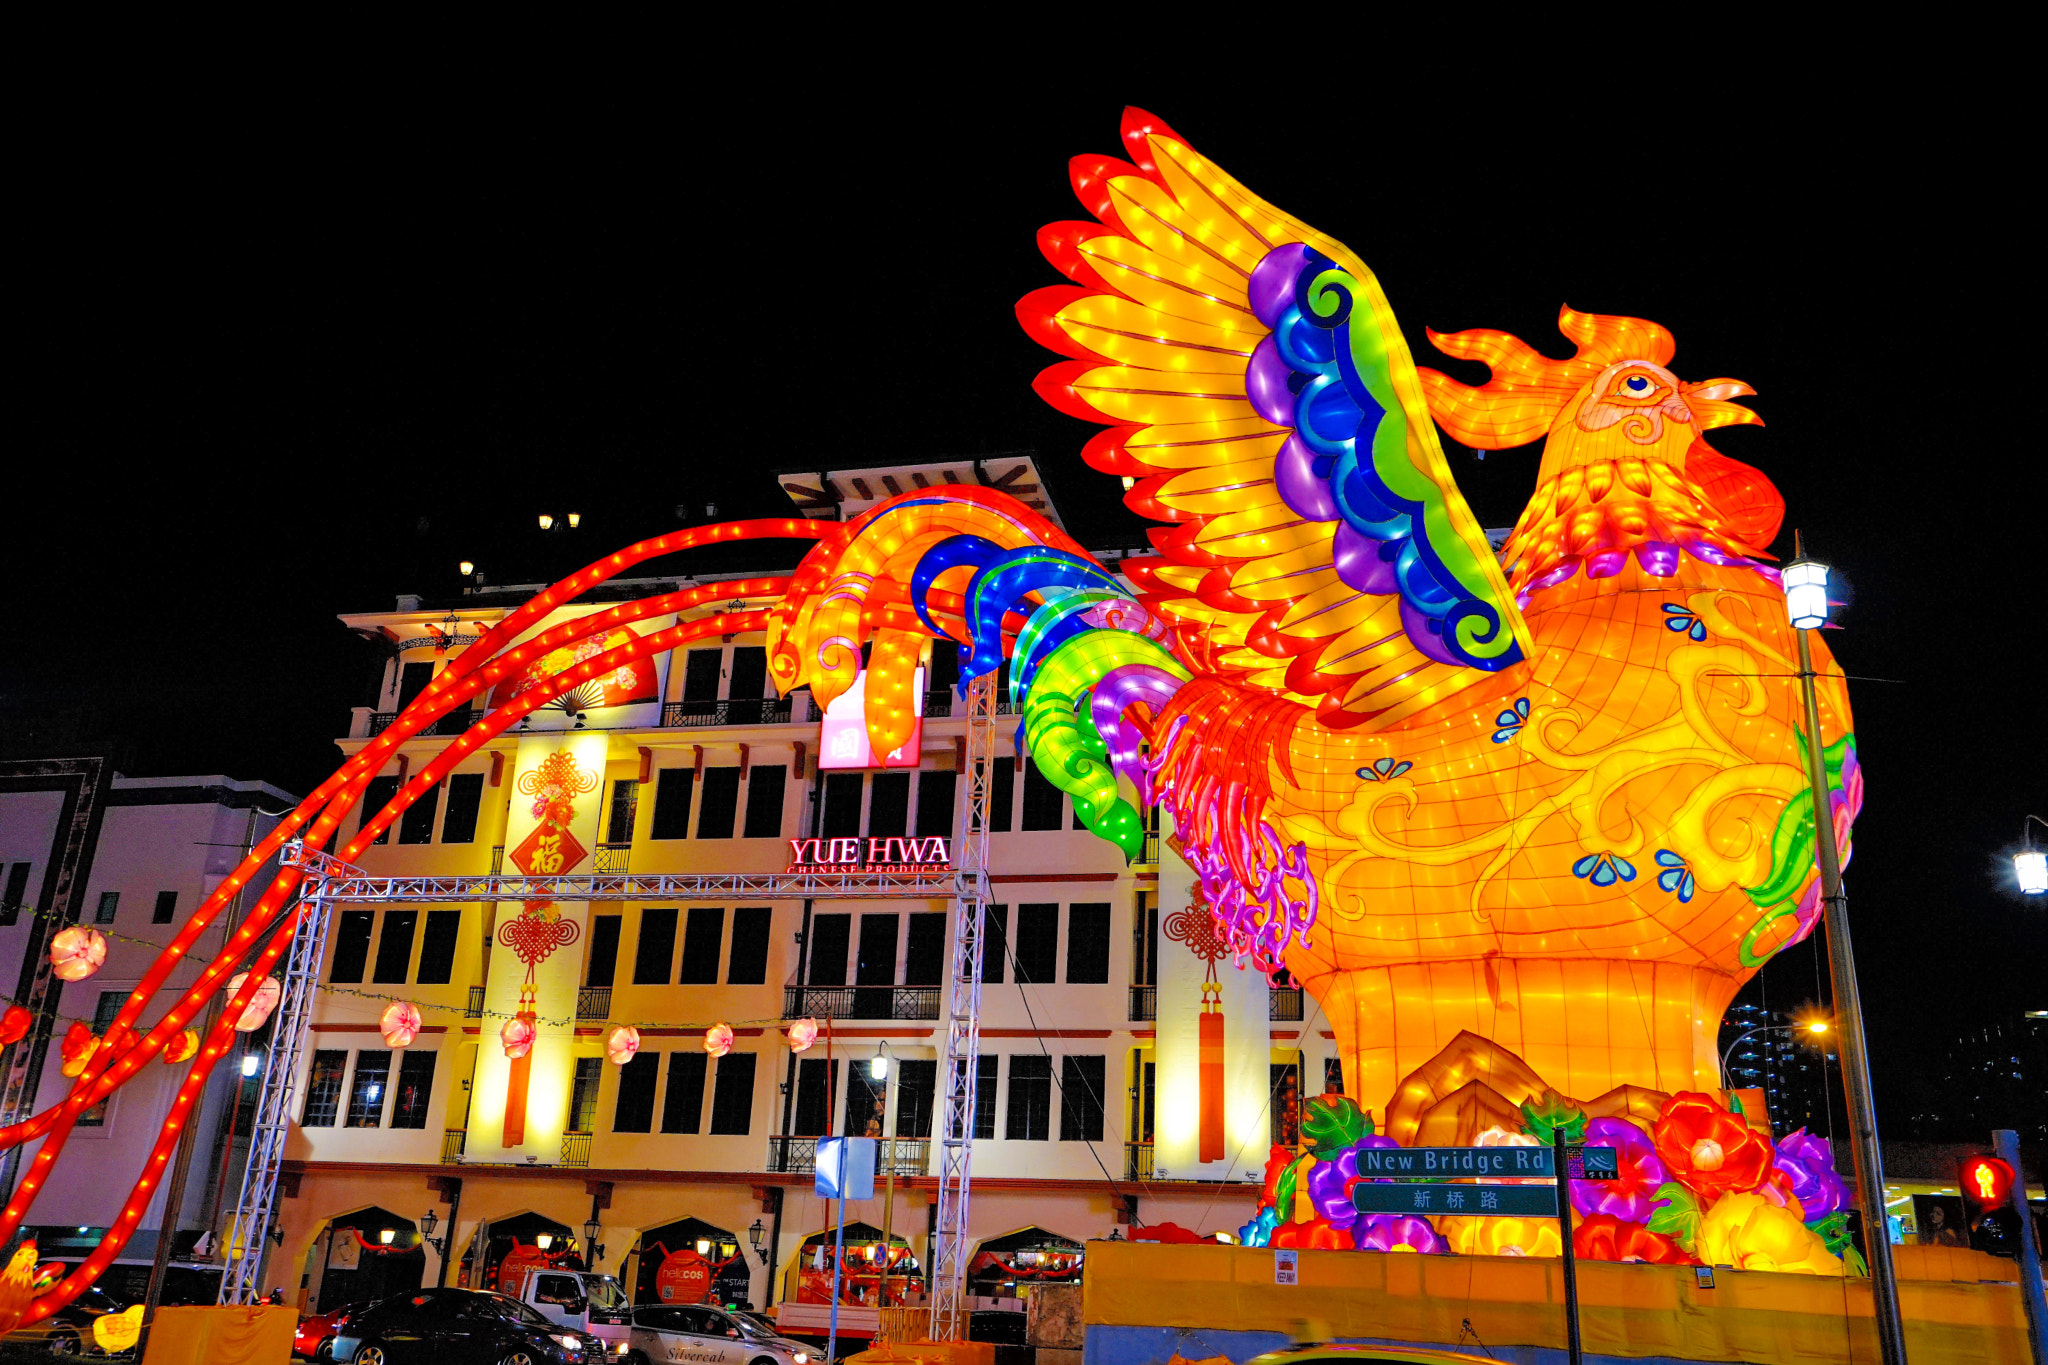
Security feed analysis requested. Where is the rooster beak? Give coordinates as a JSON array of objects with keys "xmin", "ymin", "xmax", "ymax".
[{"xmin": 1682, "ymin": 378, "xmax": 1763, "ymax": 430}]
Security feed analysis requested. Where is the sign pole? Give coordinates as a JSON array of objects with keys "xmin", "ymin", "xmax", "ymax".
[
  {"xmin": 827, "ymin": 1193, "xmax": 847, "ymax": 1365},
  {"xmin": 1553, "ymin": 1130, "xmax": 1583, "ymax": 1365},
  {"xmin": 1992, "ymin": 1129, "xmax": 2047, "ymax": 1365}
]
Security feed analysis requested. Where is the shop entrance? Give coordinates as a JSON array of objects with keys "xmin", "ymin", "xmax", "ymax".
[
  {"xmin": 627, "ymin": 1217, "xmax": 752, "ymax": 1308},
  {"xmin": 304, "ymin": 1207, "xmax": 424, "ymax": 1314},
  {"xmin": 458, "ymin": 1209, "xmax": 580, "ymax": 1292}
]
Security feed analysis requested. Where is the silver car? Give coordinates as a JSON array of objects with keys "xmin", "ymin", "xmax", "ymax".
[{"xmin": 625, "ymin": 1304, "xmax": 813, "ymax": 1365}]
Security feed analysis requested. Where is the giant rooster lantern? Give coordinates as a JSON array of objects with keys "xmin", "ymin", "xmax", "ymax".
[{"xmin": 0, "ymin": 111, "xmax": 1863, "ymax": 1329}]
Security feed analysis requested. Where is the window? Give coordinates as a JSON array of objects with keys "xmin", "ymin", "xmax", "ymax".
[
  {"xmin": 727, "ymin": 646, "xmax": 768, "ymax": 723},
  {"xmin": 372, "ymin": 911, "xmax": 418, "ymax": 984},
  {"xmin": 807, "ymin": 913, "xmax": 850, "ymax": 985},
  {"xmin": 345, "ymin": 1051, "xmax": 391, "ymax": 1128},
  {"xmin": 867, "ymin": 773, "xmax": 909, "ymax": 838},
  {"xmin": 905, "ymin": 913, "xmax": 945, "ymax": 986},
  {"xmin": 1020, "ymin": 763, "xmax": 1064, "ymax": 831},
  {"xmin": 1273, "ymin": 1063, "xmax": 1300, "ymax": 1147},
  {"xmin": 329, "ymin": 911, "xmax": 374, "ymax": 983},
  {"xmin": 854, "ymin": 914, "xmax": 898, "ymax": 1016},
  {"xmin": 362, "ymin": 776, "xmax": 400, "ymax": 844},
  {"xmin": 441, "ymin": 773, "xmax": 486, "ymax": 844},
  {"xmin": 650, "ymin": 769, "xmax": 695, "ymax": 840},
  {"xmin": 821, "ymin": 773, "xmax": 863, "ymax": 839},
  {"xmin": 634, "ymin": 908, "xmax": 677, "ymax": 985},
  {"xmin": 92, "ymin": 990, "xmax": 123, "ymax": 1032},
  {"xmin": 981, "ymin": 905, "xmax": 1007, "ymax": 985},
  {"xmin": 794, "ymin": 1057, "xmax": 831, "ymax": 1135},
  {"xmin": 915, "ymin": 772, "xmax": 956, "ymax": 837},
  {"xmin": 303, "ymin": 1051, "xmax": 347, "ymax": 1127},
  {"xmin": 1065, "ymin": 903, "xmax": 1111, "ymax": 984},
  {"xmin": 973, "ymin": 1055, "xmax": 997, "ymax": 1139},
  {"xmin": 1, "ymin": 862, "xmax": 31, "ymax": 925},
  {"xmin": 391, "ymin": 1051, "xmax": 437, "ymax": 1129},
  {"xmin": 844, "ymin": 1061, "xmax": 885, "ymax": 1136},
  {"xmin": 569, "ymin": 1057, "xmax": 603, "ymax": 1132},
  {"xmin": 681, "ymin": 649, "xmax": 722, "ymax": 702},
  {"xmin": 1073, "ymin": 800, "xmax": 1089, "ymax": 832},
  {"xmin": 678, "ymin": 907, "xmax": 724, "ymax": 985},
  {"xmin": 663, "ymin": 1052, "xmax": 707, "ymax": 1134},
  {"xmin": 152, "ymin": 891, "xmax": 177, "ymax": 924},
  {"xmin": 1134, "ymin": 898, "xmax": 1158, "ymax": 986},
  {"xmin": 727, "ymin": 907, "xmax": 770, "ymax": 984},
  {"xmin": 990, "ymin": 759, "xmax": 1014, "ymax": 833},
  {"xmin": 742, "ymin": 765, "xmax": 785, "ymax": 838},
  {"xmin": 95, "ymin": 891, "xmax": 119, "ymax": 924},
  {"xmin": 696, "ymin": 769, "xmax": 740, "ymax": 839},
  {"xmin": 897, "ymin": 1059, "xmax": 938, "ymax": 1139},
  {"xmin": 585, "ymin": 916, "xmax": 621, "ymax": 988},
  {"xmin": 416, "ymin": 910, "xmax": 461, "ymax": 985},
  {"xmin": 396, "ymin": 660, "xmax": 435, "ymax": 709},
  {"xmin": 709, "ymin": 1052, "xmax": 756, "ymax": 1134},
  {"xmin": 607, "ymin": 780, "xmax": 639, "ymax": 844},
  {"xmin": 1006, "ymin": 1055, "xmax": 1051, "ymax": 1140},
  {"xmin": 398, "ymin": 782, "xmax": 441, "ymax": 844},
  {"xmin": 614, "ymin": 1051, "xmax": 658, "ymax": 1132},
  {"xmin": 1013, "ymin": 904, "xmax": 1058, "ymax": 983},
  {"xmin": 1060, "ymin": 1056, "xmax": 1105, "ymax": 1141},
  {"xmin": 1324, "ymin": 1057, "xmax": 1344, "ymax": 1096}
]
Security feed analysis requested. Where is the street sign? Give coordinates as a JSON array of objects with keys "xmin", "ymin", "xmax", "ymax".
[
  {"xmin": 816, "ymin": 1137, "xmax": 876, "ymax": 1200},
  {"xmin": 1351, "ymin": 1145, "xmax": 1617, "ymax": 1180},
  {"xmin": 1353, "ymin": 1182, "xmax": 1559, "ymax": 1217}
]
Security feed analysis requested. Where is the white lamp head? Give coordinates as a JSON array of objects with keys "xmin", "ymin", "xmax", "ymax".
[
  {"xmin": 2016, "ymin": 848, "xmax": 2048, "ymax": 895},
  {"xmin": 1782, "ymin": 558, "xmax": 1829, "ymax": 629},
  {"xmin": 869, "ymin": 1054, "xmax": 888, "ymax": 1080}
]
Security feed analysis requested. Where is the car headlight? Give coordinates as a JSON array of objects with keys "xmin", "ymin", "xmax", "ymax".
[
  {"xmin": 555, "ymin": 1334, "xmax": 582, "ymax": 1349},
  {"xmin": 794, "ymin": 1353, "xmax": 809, "ymax": 1363}
]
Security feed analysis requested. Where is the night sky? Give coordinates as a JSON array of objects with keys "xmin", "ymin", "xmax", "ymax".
[{"xmin": 8, "ymin": 77, "xmax": 2040, "ymax": 1139}]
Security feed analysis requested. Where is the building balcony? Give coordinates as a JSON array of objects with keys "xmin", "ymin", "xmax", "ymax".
[
  {"xmin": 465, "ymin": 986, "xmax": 485, "ymax": 1019},
  {"xmin": 661, "ymin": 695, "xmax": 817, "ymax": 728},
  {"xmin": 1125, "ymin": 1141, "xmax": 1153, "ymax": 1181},
  {"xmin": 441, "ymin": 1129, "xmax": 466, "ymax": 1165},
  {"xmin": 782, "ymin": 985, "xmax": 941, "ymax": 1021},
  {"xmin": 364, "ymin": 709, "xmax": 484, "ymax": 739},
  {"xmin": 768, "ymin": 1135, "xmax": 929, "ymax": 1176},
  {"xmin": 594, "ymin": 843, "xmax": 631, "ymax": 874},
  {"xmin": 490, "ymin": 846, "xmax": 505, "ymax": 874},
  {"xmin": 1129, "ymin": 985, "xmax": 1155, "ymax": 1022},
  {"xmin": 577, "ymin": 986, "xmax": 612, "ymax": 1023},
  {"xmin": 1270, "ymin": 987, "xmax": 1305, "ymax": 1022},
  {"xmin": 561, "ymin": 1131, "xmax": 593, "ymax": 1168}
]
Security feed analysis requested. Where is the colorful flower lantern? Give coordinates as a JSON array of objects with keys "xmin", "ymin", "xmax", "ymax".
[
  {"xmin": 704, "ymin": 1023, "xmax": 733, "ymax": 1057},
  {"xmin": 379, "ymin": 1002, "xmax": 422, "ymax": 1048},
  {"xmin": 605, "ymin": 1024, "xmax": 641, "ymax": 1065},
  {"xmin": 223, "ymin": 972, "xmax": 282, "ymax": 1031},
  {"xmin": 163, "ymin": 1029, "xmax": 199, "ymax": 1065},
  {"xmin": 48, "ymin": 927, "xmax": 107, "ymax": 983},
  {"xmin": 500, "ymin": 1015, "xmax": 536, "ymax": 1060},
  {"xmin": 786, "ymin": 1018, "xmax": 818, "ymax": 1053},
  {"xmin": 1695, "ymin": 1192, "xmax": 1844, "ymax": 1275},
  {"xmin": 0, "ymin": 1003, "xmax": 31, "ymax": 1046},
  {"xmin": 1653, "ymin": 1092, "xmax": 1773, "ymax": 1199}
]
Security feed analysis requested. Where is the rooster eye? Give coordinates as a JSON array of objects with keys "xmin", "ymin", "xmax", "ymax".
[{"xmin": 1620, "ymin": 374, "xmax": 1655, "ymax": 396}]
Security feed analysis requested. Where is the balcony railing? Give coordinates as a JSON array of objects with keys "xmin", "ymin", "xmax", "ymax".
[
  {"xmin": 769, "ymin": 1134, "xmax": 929, "ymax": 1176},
  {"xmin": 661, "ymin": 695, "xmax": 813, "ymax": 728},
  {"xmin": 490, "ymin": 846, "xmax": 505, "ymax": 874},
  {"xmin": 1269, "ymin": 987, "xmax": 1305, "ymax": 1021},
  {"xmin": 365, "ymin": 709, "xmax": 483, "ymax": 739},
  {"xmin": 1125, "ymin": 1142, "xmax": 1154, "ymax": 1181},
  {"xmin": 1128, "ymin": 985, "xmax": 1156, "ymax": 1021},
  {"xmin": 441, "ymin": 1129, "xmax": 466, "ymax": 1164},
  {"xmin": 561, "ymin": 1131, "xmax": 593, "ymax": 1168},
  {"xmin": 782, "ymin": 984, "xmax": 941, "ymax": 1020},
  {"xmin": 595, "ymin": 843, "xmax": 631, "ymax": 874},
  {"xmin": 465, "ymin": 986, "xmax": 485, "ymax": 1019},
  {"xmin": 577, "ymin": 986, "xmax": 612, "ymax": 1023}
]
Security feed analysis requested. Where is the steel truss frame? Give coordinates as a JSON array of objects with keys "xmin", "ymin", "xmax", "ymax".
[{"xmin": 219, "ymin": 693, "xmax": 997, "ymax": 1315}]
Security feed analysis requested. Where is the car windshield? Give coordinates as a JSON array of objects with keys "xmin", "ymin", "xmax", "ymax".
[
  {"xmin": 730, "ymin": 1312, "xmax": 777, "ymax": 1340},
  {"xmin": 586, "ymin": 1276, "xmax": 627, "ymax": 1311},
  {"xmin": 472, "ymin": 1293, "xmax": 552, "ymax": 1326}
]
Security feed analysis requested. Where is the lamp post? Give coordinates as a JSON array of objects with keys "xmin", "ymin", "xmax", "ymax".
[
  {"xmin": 582, "ymin": 1218, "xmax": 605, "ymax": 1267},
  {"xmin": 2015, "ymin": 816, "xmax": 2048, "ymax": 895},
  {"xmin": 1782, "ymin": 537, "xmax": 1907, "ymax": 1365},
  {"xmin": 1717, "ymin": 1019, "xmax": 1830, "ymax": 1091}
]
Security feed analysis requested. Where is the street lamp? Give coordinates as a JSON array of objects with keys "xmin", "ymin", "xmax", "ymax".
[
  {"xmin": 1782, "ymin": 533, "xmax": 1906, "ymax": 1365},
  {"xmin": 747, "ymin": 1219, "xmax": 766, "ymax": 1262},
  {"xmin": 1718, "ymin": 1017, "xmax": 1830, "ymax": 1089},
  {"xmin": 2015, "ymin": 815, "xmax": 2048, "ymax": 894},
  {"xmin": 582, "ymin": 1218, "xmax": 605, "ymax": 1264},
  {"xmin": 419, "ymin": 1209, "xmax": 447, "ymax": 1259}
]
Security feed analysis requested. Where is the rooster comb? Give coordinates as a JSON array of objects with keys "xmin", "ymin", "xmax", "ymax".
[{"xmin": 1418, "ymin": 307, "xmax": 1757, "ymax": 451}]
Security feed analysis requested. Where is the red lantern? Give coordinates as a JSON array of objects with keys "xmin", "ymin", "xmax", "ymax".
[{"xmin": 0, "ymin": 1003, "xmax": 31, "ymax": 1047}]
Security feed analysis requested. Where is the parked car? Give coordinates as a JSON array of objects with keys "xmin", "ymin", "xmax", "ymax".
[
  {"xmin": 497, "ymin": 1264, "xmax": 632, "ymax": 1353},
  {"xmin": 297, "ymin": 1302, "xmax": 369, "ymax": 1360},
  {"xmin": 624, "ymin": 1303, "xmax": 811, "ymax": 1365},
  {"xmin": 1, "ymin": 1283, "xmax": 130, "ymax": 1356},
  {"xmin": 329, "ymin": 1287, "xmax": 606, "ymax": 1364}
]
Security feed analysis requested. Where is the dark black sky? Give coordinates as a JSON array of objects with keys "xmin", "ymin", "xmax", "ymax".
[{"xmin": 7, "ymin": 67, "xmax": 2040, "ymax": 1134}]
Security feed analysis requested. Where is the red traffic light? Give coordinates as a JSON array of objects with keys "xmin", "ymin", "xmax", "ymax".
[{"xmin": 1960, "ymin": 1155, "xmax": 2015, "ymax": 1209}]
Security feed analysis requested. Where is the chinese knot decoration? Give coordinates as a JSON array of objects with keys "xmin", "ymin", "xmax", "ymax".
[
  {"xmin": 1164, "ymin": 902, "xmax": 1229, "ymax": 1163},
  {"xmin": 498, "ymin": 749, "xmax": 593, "ymax": 1147}
]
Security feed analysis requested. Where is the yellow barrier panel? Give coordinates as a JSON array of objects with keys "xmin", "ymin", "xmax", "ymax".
[
  {"xmin": 1082, "ymin": 1241, "xmax": 2036, "ymax": 1365},
  {"xmin": 844, "ymin": 1341, "xmax": 997, "ymax": 1365},
  {"xmin": 141, "ymin": 1304, "xmax": 296, "ymax": 1365}
]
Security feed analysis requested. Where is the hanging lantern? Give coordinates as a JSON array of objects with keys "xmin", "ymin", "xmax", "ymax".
[
  {"xmin": 704, "ymin": 1023, "xmax": 734, "ymax": 1057},
  {"xmin": 59, "ymin": 1022, "xmax": 98, "ymax": 1078},
  {"xmin": 223, "ymin": 973, "xmax": 282, "ymax": 1031},
  {"xmin": 163, "ymin": 1029, "xmax": 199, "ymax": 1065},
  {"xmin": 379, "ymin": 1002, "xmax": 422, "ymax": 1048},
  {"xmin": 48, "ymin": 927, "xmax": 107, "ymax": 983},
  {"xmin": 0, "ymin": 1003, "xmax": 31, "ymax": 1046},
  {"xmin": 501, "ymin": 1015, "xmax": 537, "ymax": 1060},
  {"xmin": 786, "ymin": 1018, "xmax": 819, "ymax": 1053},
  {"xmin": 606, "ymin": 1024, "xmax": 641, "ymax": 1065}
]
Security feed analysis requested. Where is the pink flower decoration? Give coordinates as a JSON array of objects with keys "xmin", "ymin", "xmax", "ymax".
[
  {"xmin": 224, "ymin": 972, "xmax": 282, "ymax": 1031},
  {"xmin": 379, "ymin": 1002, "xmax": 422, "ymax": 1048},
  {"xmin": 787, "ymin": 1018, "xmax": 819, "ymax": 1053},
  {"xmin": 1353, "ymin": 1215, "xmax": 1445, "ymax": 1254},
  {"xmin": 48, "ymin": 927, "xmax": 108, "ymax": 983},
  {"xmin": 1570, "ymin": 1117, "xmax": 1669, "ymax": 1224},
  {"xmin": 704, "ymin": 1023, "xmax": 734, "ymax": 1057},
  {"xmin": 500, "ymin": 1015, "xmax": 536, "ymax": 1059},
  {"xmin": 606, "ymin": 1024, "xmax": 641, "ymax": 1065}
]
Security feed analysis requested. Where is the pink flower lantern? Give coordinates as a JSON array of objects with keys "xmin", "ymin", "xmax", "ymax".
[
  {"xmin": 501, "ymin": 1015, "xmax": 537, "ymax": 1060},
  {"xmin": 379, "ymin": 1002, "xmax": 423, "ymax": 1048},
  {"xmin": 786, "ymin": 1018, "xmax": 819, "ymax": 1053},
  {"xmin": 704, "ymin": 1023, "xmax": 734, "ymax": 1057},
  {"xmin": 606, "ymin": 1024, "xmax": 641, "ymax": 1065},
  {"xmin": 48, "ymin": 927, "xmax": 108, "ymax": 983},
  {"xmin": 224, "ymin": 972, "xmax": 282, "ymax": 1031}
]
